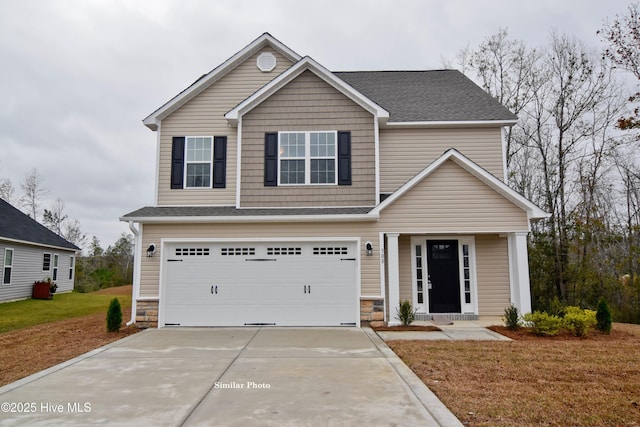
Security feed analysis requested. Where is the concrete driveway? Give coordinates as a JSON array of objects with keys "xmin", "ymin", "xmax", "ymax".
[{"xmin": 0, "ymin": 327, "xmax": 461, "ymax": 426}]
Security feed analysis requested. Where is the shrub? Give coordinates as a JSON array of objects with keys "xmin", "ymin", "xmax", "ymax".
[
  {"xmin": 523, "ymin": 311, "xmax": 562, "ymax": 336},
  {"xmin": 562, "ymin": 306, "xmax": 597, "ymax": 337},
  {"xmin": 596, "ymin": 297, "xmax": 612, "ymax": 334},
  {"xmin": 106, "ymin": 298, "xmax": 122, "ymax": 332},
  {"xmin": 503, "ymin": 304, "xmax": 521, "ymax": 331},
  {"xmin": 395, "ymin": 300, "xmax": 417, "ymax": 326}
]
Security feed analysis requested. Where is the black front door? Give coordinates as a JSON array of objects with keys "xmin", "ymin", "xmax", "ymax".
[{"xmin": 427, "ymin": 240, "xmax": 461, "ymax": 313}]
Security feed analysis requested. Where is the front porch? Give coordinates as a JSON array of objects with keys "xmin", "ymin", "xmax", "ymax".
[{"xmin": 382, "ymin": 232, "xmax": 532, "ymax": 326}]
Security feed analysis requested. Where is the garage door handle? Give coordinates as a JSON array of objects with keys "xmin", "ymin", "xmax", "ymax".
[
  {"xmin": 303, "ymin": 285, "xmax": 311, "ymax": 294},
  {"xmin": 211, "ymin": 285, "xmax": 218, "ymax": 294}
]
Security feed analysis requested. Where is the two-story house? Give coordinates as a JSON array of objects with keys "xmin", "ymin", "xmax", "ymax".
[{"xmin": 121, "ymin": 33, "xmax": 547, "ymax": 328}]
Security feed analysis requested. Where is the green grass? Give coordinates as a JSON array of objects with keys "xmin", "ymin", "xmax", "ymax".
[{"xmin": 0, "ymin": 290, "xmax": 132, "ymax": 334}]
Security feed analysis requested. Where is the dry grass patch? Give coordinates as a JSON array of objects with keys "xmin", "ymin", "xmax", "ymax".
[
  {"xmin": 0, "ymin": 285, "xmax": 138, "ymax": 387},
  {"xmin": 387, "ymin": 323, "xmax": 640, "ymax": 426}
]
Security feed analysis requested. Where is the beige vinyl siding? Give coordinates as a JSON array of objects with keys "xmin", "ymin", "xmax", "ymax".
[
  {"xmin": 379, "ymin": 160, "xmax": 529, "ymax": 233},
  {"xmin": 398, "ymin": 235, "xmax": 413, "ymax": 302},
  {"xmin": 240, "ymin": 70, "xmax": 376, "ymax": 207},
  {"xmin": 380, "ymin": 127, "xmax": 505, "ymax": 193},
  {"xmin": 475, "ymin": 234, "xmax": 511, "ymax": 315},
  {"xmin": 138, "ymin": 222, "xmax": 380, "ymax": 298},
  {"xmin": 157, "ymin": 48, "xmax": 294, "ymax": 206}
]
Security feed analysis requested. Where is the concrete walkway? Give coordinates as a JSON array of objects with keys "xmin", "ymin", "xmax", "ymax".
[
  {"xmin": 0, "ymin": 327, "xmax": 462, "ymax": 427},
  {"xmin": 375, "ymin": 319, "xmax": 511, "ymax": 341}
]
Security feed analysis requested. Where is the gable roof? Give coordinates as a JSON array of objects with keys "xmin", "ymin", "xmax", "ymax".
[
  {"xmin": 0, "ymin": 199, "xmax": 80, "ymax": 251},
  {"xmin": 335, "ymin": 70, "xmax": 518, "ymax": 125},
  {"xmin": 224, "ymin": 56, "xmax": 389, "ymax": 126},
  {"xmin": 370, "ymin": 149, "xmax": 548, "ymax": 221},
  {"xmin": 143, "ymin": 33, "xmax": 301, "ymax": 131}
]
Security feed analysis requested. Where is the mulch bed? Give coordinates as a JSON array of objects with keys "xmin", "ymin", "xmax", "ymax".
[
  {"xmin": 372, "ymin": 325, "xmax": 441, "ymax": 332},
  {"xmin": 487, "ymin": 324, "xmax": 635, "ymax": 341},
  {"xmin": 0, "ymin": 308, "xmax": 139, "ymax": 387}
]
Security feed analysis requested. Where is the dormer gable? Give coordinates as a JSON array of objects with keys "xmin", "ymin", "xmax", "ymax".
[
  {"xmin": 224, "ymin": 56, "xmax": 389, "ymax": 127},
  {"xmin": 143, "ymin": 33, "xmax": 301, "ymax": 131}
]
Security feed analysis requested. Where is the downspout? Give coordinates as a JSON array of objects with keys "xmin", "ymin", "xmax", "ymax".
[{"xmin": 127, "ymin": 221, "xmax": 141, "ymax": 326}]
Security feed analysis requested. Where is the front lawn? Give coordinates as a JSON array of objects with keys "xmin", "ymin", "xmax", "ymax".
[
  {"xmin": 0, "ymin": 286, "xmax": 132, "ymax": 333},
  {"xmin": 388, "ymin": 323, "xmax": 640, "ymax": 426}
]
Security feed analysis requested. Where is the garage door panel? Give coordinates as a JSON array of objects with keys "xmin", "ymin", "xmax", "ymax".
[{"xmin": 163, "ymin": 241, "xmax": 358, "ymax": 327}]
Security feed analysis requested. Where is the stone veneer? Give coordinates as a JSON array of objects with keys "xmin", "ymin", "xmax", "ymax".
[
  {"xmin": 136, "ymin": 299, "xmax": 385, "ymax": 328},
  {"xmin": 360, "ymin": 298, "xmax": 385, "ymax": 327},
  {"xmin": 136, "ymin": 300, "xmax": 158, "ymax": 329}
]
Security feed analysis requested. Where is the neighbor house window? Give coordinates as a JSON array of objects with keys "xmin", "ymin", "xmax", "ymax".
[
  {"xmin": 69, "ymin": 255, "xmax": 75, "ymax": 280},
  {"xmin": 185, "ymin": 136, "xmax": 213, "ymax": 188},
  {"xmin": 52, "ymin": 254, "xmax": 59, "ymax": 281},
  {"xmin": 42, "ymin": 253, "xmax": 51, "ymax": 272},
  {"xmin": 278, "ymin": 131, "xmax": 336, "ymax": 185},
  {"xmin": 3, "ymin": 248, "xmax": 13, "ymax": 285}
]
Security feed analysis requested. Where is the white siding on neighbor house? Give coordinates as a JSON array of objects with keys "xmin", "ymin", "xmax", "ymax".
[
  {"xmin": 157, "ymin": 48, "xmax": 294, "ymax": 206},
  {"xmin": 379, "ymin": 127, "xmax": 505, "ymax": 193},
  {"xmin": 0, "ymin": 241, "xmax": 75, "ymax": 302}
]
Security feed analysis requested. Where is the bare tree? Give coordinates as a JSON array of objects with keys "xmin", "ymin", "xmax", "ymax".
[
  {"xmin": 20, "ymin": 168, "xmax": 48, "ymax": 220},
  {"xmin": 42, "ymin": 198, "xmax": 87, "ymax": 250},
  {"xmin": 599, "ymin": 2, "xmax": 640, "ymax": 131},
  {"xmin": 0, "ymin": 178, "xmax": 17, "ymax": 206},
  {"xmin": 43, "ymin": 198, "xmax": 68, "ymax": 236}
]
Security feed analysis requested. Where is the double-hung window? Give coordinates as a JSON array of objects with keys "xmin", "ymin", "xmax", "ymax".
[
  {"xmin": 185, "ymin": 136, "xmax": 213, "ymax": 188},
  {"xmin": 43, "ymin": 253, "xmax": 51, "ymax": 272},
  {"xmin": 3, "ymin": 248, "xmax": 13, "ymax": 285},
  {"xmin": 278, "ymin": 131, "xmax": 337, "ymax": 185}
]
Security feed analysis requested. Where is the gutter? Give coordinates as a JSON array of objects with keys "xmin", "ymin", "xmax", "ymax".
[
  {"xmin": 118, "ymin": 213, "xmax": 378, "ymax": 224},
  {"xmin": 126, "ymin": 221, "xmax": 141, "ymax": 327}
]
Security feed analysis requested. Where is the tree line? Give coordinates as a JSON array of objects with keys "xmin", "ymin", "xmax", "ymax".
[
  {"xmin": 0, "ymin": 168, "xmax": 133, "ymax": 291},
  {"xmin": 448, "ymin": 4, "xmax": 640, "ymax": 322}
]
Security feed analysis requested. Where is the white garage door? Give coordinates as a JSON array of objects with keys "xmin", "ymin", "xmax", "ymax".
[{"xmin": 162, "ymin": 241, "xmax": 358, "ymax": 327}]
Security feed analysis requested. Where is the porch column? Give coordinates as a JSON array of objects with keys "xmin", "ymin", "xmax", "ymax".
[
  {"xmin": 386, "ymin": 233, "xmax": 401, "ymax": 326},
  {"xmin": 508, "ymin": 232, "xmax": 532, "ymax": 314}
]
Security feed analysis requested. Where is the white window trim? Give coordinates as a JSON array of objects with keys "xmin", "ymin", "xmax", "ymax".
[
  {"xmin": 277, "ymin": 131, "xmax": 338, "ymax": 186},
  {"xmin": 69, "ymin": 255, "xmax": 75, "ymax": 280},
  {"xmin": 52, "ymin": 253, "xmax": 59, "ymax": 281},
  {"xmin": 42, "ymin": 252, "xmax": 52, "ymax": 272},
  {"xmin": 3, "ymin": 248, "xmax": 13, "ymax": 285},
  {"xmin": 184, "ymin": 136, "xmax": 214, "ymax": 189},
  {"xmin": 410, "ymin": 236, "xmax": 478, "ymax": 315}
]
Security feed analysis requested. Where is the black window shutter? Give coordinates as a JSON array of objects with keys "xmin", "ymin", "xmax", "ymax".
[
  {"xmin": 337, "ymin": 131, "xmax": 352, "ymax": 185},
  {"xmin": 171, "ymin": 137, "xmax": 185, "ymax": 189},
  {"xmin": 213, "ymin": 136, "xmax": 227, "ymax": 188},
  {"xmin": 264, "ymin": 133, "xmax": 278, "ymax": 186}
]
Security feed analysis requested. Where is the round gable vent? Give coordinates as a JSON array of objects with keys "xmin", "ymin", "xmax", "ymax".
[{"xmin": 257, "ymin": 52, "xmax": 277, "ymax": 72}]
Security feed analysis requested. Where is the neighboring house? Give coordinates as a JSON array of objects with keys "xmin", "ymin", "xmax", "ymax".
[
  {"xmin": 0, "ymin": 198, "xmax": 79, "ymax": 302},
  {"xmin": 121, "ymin": 33, "xmax": 547, "ymax": 328}
]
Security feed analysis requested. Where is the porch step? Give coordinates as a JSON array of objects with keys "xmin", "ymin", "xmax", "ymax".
[{"xmin": 416, "ymin": 313, "xmax": 479, "ymax": 321}]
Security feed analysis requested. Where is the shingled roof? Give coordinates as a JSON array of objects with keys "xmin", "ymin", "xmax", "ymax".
[
  {"xmin": 334, "ymin": 70, "xmax": 517, "ymax": 123},
  {"xmin": 0, "ymin": 199, "xmax": 80, "ymax": 251}
]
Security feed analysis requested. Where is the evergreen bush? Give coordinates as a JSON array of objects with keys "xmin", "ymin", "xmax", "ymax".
[
  {"xmin": 106, "ymin": 298, "xmax": 122, "ymax": 332},
  {"xmin": 503, "ymin": 304, "xmax": 521, "ymax": 331},
  {"xmin": 395, "ymin": 300, "xmax": 417, "ymax": 326},
  {"xmin": 596, "ymin": 297, "xmax": 612, "ymax": 334},
  {"xmin": 523, "ymin": 311, "xmax": 563, "ymax": 336},
  {"xmin": 562, "ymin": 306, "xmax": 597, "ymax": 337}
]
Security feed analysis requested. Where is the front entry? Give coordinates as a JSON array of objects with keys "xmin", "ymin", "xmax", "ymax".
[{"xmin": 426, "ymin": 240, "xmax": 461, "ymax": 313}]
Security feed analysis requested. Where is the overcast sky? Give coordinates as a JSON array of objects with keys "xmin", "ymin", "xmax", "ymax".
[{"xmin": 0, "ymin": 0, "xmax": 631, "ymax": 249}]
